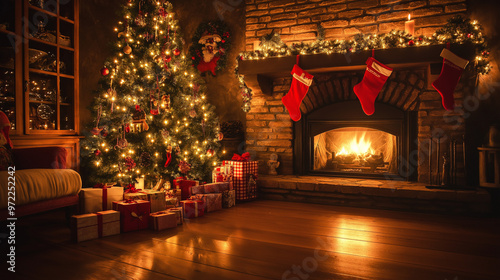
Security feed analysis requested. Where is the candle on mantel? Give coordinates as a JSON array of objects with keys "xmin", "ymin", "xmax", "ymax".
[{"xmin": 405, "ymin": 14, "xmax": 415, "ymax": 36}]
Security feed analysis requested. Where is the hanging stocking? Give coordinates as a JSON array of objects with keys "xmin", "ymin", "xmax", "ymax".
[
  {"xmin": 281, "ymin": 55, "xmax": 314, "ymax": 122},
  {"xmin": 353, "ymin": 55, "xmax": 393, "ymax": 116},
  {"xmin": 432, "ymin": 48, "xmax": 469, "ymax": 111}
]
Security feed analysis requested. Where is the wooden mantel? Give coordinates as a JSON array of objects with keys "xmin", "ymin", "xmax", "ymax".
[{"xmin": 238, "ymin": 44, "xmax": 475, "ymax": 95}]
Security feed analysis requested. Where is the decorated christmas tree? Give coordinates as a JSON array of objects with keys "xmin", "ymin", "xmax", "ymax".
[{"xmin": 81, "ymin": 0, "xmax": 222, "ymax": 187}]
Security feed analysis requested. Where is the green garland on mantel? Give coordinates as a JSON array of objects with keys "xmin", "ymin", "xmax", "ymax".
[{"xmin": 235, "ymin": 15, "xmax": 490, "ymax": 112}]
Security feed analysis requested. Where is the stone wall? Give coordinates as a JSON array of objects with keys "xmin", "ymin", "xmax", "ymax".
[{"xmin": 244, "ymin": 0, "xmax": 467, "ymax": 51}]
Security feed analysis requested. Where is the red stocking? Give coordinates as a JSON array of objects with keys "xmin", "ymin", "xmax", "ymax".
[
  {"xmin": 282, "ymin": 57, "xmax": 314, "ymax": 121},
  {"xmin": 354, "ymin": 57, "xmax": 393, "ymax": 116},
  {"xmin": 432, "ymin": 48, "xmax": 469, "ymax": 111}
]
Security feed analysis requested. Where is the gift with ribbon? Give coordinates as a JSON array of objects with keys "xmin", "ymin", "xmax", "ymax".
[
  {"xmin": 142, "ymin": 189, "xmax": 167, "ymax": 213},
  {"xmin": 231, "ymin": 152, "xmax": 251, "ymax": 162},
  {"xmin": 167, "ymin": 207, "xmax": 184, "ymax": 225},
  {"xmin": 193, "ymin": 193, "xmax": 222, "ymax": 213},
  {"xmin": 149, "ymin": 211, "xmax": 177, "ymax": 231},
  {"xmin": 223, "ymin": 158, "xmax": 258, "ymax": 201},
  {"xmin": 203, "ymin": 182, "xmax": 229, "ymax": 193},
  {"xmin": 180, "ymin": 199, "xmax": 204, "ymax": 219},
  {"xmin": 79, "ymin": 184, "xmax": 124, "ymax": 214},
  {"xmin": 70, "ymin": 210, "xmax": 120, "ymax": 243},
  {"xmin": 113, "ymin": 199, "xmax": 150, "ymax": 232},
  {"xmin": 174, "ymin": 177, "xmax": 199, "ymax": 200}
]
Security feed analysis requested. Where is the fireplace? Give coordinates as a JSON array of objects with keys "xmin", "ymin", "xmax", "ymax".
[{"xmin": 294, "ymin": 101, "xmax": 417, "ymax": 180}]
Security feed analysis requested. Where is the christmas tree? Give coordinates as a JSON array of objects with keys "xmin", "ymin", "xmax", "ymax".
[{"xmin": 81, "ymin": 0, "xmax": 222, "ymax": 187}]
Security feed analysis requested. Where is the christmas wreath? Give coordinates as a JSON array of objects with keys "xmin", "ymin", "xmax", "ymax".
[{"xmin": 189, "ymin": 20, "xmax": 231, "ymax": 76}]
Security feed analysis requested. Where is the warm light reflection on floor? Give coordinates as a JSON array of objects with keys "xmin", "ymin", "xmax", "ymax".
[{"xmin": 329, "ymin": 216, "xmax": 378, "ymax": 258}]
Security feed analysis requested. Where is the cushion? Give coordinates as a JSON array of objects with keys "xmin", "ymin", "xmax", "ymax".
[{"xmin": 12, "ymin": 147, "xmax": 67, "ymax": 170}]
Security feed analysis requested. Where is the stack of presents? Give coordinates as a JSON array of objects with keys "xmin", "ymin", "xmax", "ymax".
[{"xmin": 71, "ymin": 154, "xmax": 258, "ymax": 242}]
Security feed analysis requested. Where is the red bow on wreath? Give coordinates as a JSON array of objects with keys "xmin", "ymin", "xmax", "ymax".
[
  {"xmin": 197, "ymin": 55, "xmax": 220, "ymax": 76},
  {"xmin": 231, "ymin": 152, "xmax": 250, "ymax": 162}
]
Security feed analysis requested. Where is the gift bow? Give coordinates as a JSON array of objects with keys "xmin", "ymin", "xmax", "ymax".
[
  {"xmin": 125, "ymin": 185, "xmax": 142, "ymax": 193},
  {"xmin": 231, "ymin": 152, "xmax": 250, "ymax": 162}
]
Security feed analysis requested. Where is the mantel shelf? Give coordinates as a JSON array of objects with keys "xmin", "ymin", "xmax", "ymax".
[{"xmin": 238, "ymin": 43, "xmax": 475, "ymax": 95}]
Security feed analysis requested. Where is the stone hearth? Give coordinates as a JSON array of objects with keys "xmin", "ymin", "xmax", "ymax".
[{"xmin": 258, "ymin": 175, "xmax": 491, "ymax": 213}]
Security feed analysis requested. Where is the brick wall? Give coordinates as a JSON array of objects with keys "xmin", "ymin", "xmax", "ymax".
[
  {"xmin": 245, "ymin": 0, "xmax": 467, "ymax": 51},
  {"xmin": 244, "ymin": 0, "xmax": 471, "ymax": 183}
]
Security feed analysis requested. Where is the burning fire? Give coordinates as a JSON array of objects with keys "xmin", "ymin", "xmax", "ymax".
[{"xmin": 336, "ymin": 134, "xmax": 374, "ymax": 158}]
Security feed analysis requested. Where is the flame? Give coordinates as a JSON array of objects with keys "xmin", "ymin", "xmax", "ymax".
[
  {"xmin": 408, "ymin": 14, "xmax": 411, "ymax": 21},
  {"xmin": 336, "ymin": 134, "xmax": 374, "ymax": 157}
]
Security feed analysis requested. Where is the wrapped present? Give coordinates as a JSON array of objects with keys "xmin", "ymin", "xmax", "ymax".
[
  {"xmin": 195, "ymin": 193, "xmax": 222, "ymax": 212},
  {"xmin": 168, "ymin": 207, "xmax": 184, "ymax": 225},
  {"xmin": 149, "ymin": 211, "xmax": 177, "ymax": 231},
  {"xmin": 203, "ymin": 182, "xmax": 229, "ymax": 193},
  {"xmin": 190, "ymin": 185, "xmax": 205, "ymax": 195},
  {"xmin": 113, "ymin": 200, "xmax": 150, "ymax": 232},
  {"xmin": 143, "ymin": 190, "xmax": 167, "ymax": 213},
  {"xmin": 79, "ymin": 185, "xmax": 124, "ymax": 214},
  {"xmin": 180, "ymin": 199, "xmax": 204, "ymax": 219},
  {"xmin": 212, "ymin": 166, "xmax": 234, "ymax": 189},
  {"xmin": 222, "ymin": 190, "xmax": 236, "ymax": 208},
  {"xmin": 174, "ymin": 177, "xmax": 199, "ymax": 200},
  {"xmin": 96, "ymin": 210, "xmax": 121, "ymax": 237},
  {"xmin": 124, "ymin": 192, "xmax": 148, "ymax": 201},
  {"xmin": 70, "ymin": 210, "xmax": 120, "ymax": 242},
  {"xmin": 223, "ymin": 157, "xmax": 258, "ymax": 201},
  {"xmin": 70, "ymin": 214, "xmax": 98, "ymax": 243},
  {"xmin": 165, "ymin": 197, "xmax": 178, "ymax": 208}
]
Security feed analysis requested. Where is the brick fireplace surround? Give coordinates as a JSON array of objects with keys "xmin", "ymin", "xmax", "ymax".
[{"xmin": 240, "ymin": 0, "xmax": 491, "ymax": 213}]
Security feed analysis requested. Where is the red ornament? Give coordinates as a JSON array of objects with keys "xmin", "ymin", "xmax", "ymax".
[
  {"xmin": 218, "ymin": 132, "xmax": 224, "ymax": 141},
  {"xmin": 125, "ymin": 123, "xmax": 130, "ymax": 133},
  {"xmin": 191, "ymin": 56, "xmax": 195, "ymax": 60},
  {"xmin": 408, "ymin": 40, "xmax": 414, "ymax": 46},
  {"xmin": 94, "ymin": 149, "xmax": 102, "ymax": 156},
  {"xmin": 173, "ymin": 48, "xmax": 181, "ymax": 56},
  {"xmin": 221, "ymin": 39, "xmax": 225, "ymax": 43},
  {"xmin": 418, "ymin": 37, "xmax": 423, "ymax": 41},
  {"xmin": 100, "ymin": 67, "xmax": 109, "ymax": 76},
  {"xmin": 123, "ymin": 45, "xmax": 132, "ymax": 54},
  {"xmin": 206, "ymin": 149, "xmax": 214, "ymax": 157},
  {"xmin": 165, "ymin": 55, "xmax": 172, "ymax": 63}
]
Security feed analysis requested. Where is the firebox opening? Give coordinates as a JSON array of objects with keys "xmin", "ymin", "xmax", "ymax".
[{"xmin": 313, "ymin": 127, "xmax": 398, "ymax": 174}]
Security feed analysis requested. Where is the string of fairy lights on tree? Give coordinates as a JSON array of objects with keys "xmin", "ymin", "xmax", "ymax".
[
  {"xmin": 235, "ymin": 16, "xmax": 491, "ymax": 112},
  {"xmin": 81, "ymin": 0, "xmax": 222, "ymax": 186}
]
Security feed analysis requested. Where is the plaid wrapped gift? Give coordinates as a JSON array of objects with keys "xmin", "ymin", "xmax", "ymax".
[
  {"xmin": 222, "ymin": 190, "xmax": 236, "ymax": 208},
  {"xmin": 149, "ymin": 211, "xmax": 177, "ymax": 231},
  {"xmin": 194, "ymin": 193, "xmax": 222, "ymax": 212},
  {"xmin": 223, "ymin": 160, "xmax": 258, "ymax": 201},
  {"xmin": 180, "ymin": 199, "xmax": 204, "ymax": 219},
  {"xmin": 113, "ymin": 200, "xmax": 150, "ymax": 232},
  {"xmin": 168, "ymin": 207, "xmax": 184, "ymax": 225}
]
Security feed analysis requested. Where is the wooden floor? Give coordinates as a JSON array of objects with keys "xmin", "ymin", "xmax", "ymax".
[{"xmin": 2, "ymin": 200, "xmax": 500, "ymax": 280}]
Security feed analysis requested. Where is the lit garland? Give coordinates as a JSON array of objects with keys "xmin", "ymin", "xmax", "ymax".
[{"xmin": 235, "ymin": 15, "xmax": 490, "ymax": 112}]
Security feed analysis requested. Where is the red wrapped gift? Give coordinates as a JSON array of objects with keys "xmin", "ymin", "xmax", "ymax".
[
  {"xmin": 113, "ymin": 200, "xmax": 150, "ymax": 232},
  {"xmin": 174, "ymin": 177, "xmax": 199, "ymax": 200},
  {"xmin": 203, "ymin": 182, "xmax": 229, "ymax": 193},
  {"xmin": 195, "ymin": 193, "xmax": 222, "ymax": 213},
  {"xmin": 149, "ymin": 211, "xmax": 177, "ymax": 231},
  {"xmin": 180, "ymin": 199, "xmax": 204, "ymax": 219},
  {"xmin": 223, "ymin": 160, "xmax": 258, "ymax": 201}
]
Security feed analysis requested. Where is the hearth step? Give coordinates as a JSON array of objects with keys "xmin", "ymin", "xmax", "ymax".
[{"xmin": 258, "ymin": 175, "xmax": 491, "ymax": 214}]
